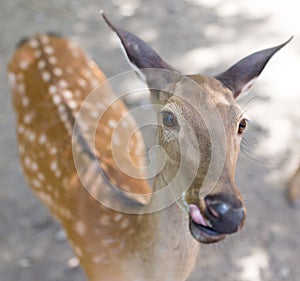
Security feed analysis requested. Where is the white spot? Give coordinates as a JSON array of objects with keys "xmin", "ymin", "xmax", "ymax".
[
  {"xmin": 74, "ymin": 221, "xmax": 86, "ymax": 237},
  {"xmin": 67, "ymin": 100, "xmax": 77, "ymax": 109},
  {"xmin": 83, "ymin": 69, "xmax": 93, "ymax": 79},
  {"xmin": 114, "ymin": 213, "xmax": 123, "ymax": 222},
  {"xmin": 93, "ymin": 256, "xmax": 103, "ymax": 264},
  {"xmin": 89, "ymin": 110, "xmax": 99, "ymax": 119},
  {"xmin": 60, "ymin": 113, "xmax": 68, "ymax": 122},
  {"xmin": 34, "ymin": 50, "xmax": 42, "ymax": 58},
  {"xmin": 29, "ymin": 39, "xmax": 39, "ymax": 48},
  {"xmin": 38, "ymin": 134, "xmax": 47, "ymax": 144},
  {"xmin": 58, "ymin": 104, "xmax": 65, "ymax": 114},
  {"xmin": 62, "ymin": 90, "xmax": 73, "ymax": 99},
  {"xmin": 78, "ymin": 78, "xmax": 87, "ymax": 88},
  {"xmin": 48, "ymin": 85, "xmax": 57, "ymax": 95},
  {"xmin": 121, "ymin": 120, "xmax": 129, "ymax": 128},
  {"xmin": 24, "ymin": 156, "xmax": 31, "ymax": 167},
  {"xmin": 58, "ymin": 207, "xmax": 73, "ymax": 219},
  {"xmin": 53, "ymin": 67, "xmax": 63, "ymax": 77},
  {"xmin": 74, "ymin": 246, "xmax": 83, "ymax": 258},
  {"xmin": 22, "ymin": 96, "xmax": 29, "ymax": 107},
  {"xmin": 31, "ymin": 161, "xmax": 38, "ymax": 171},
  {"xmin": 52, "ymin": 94, "xmax": 62, "ymax": 105},
  {"xmin": 50, "ymin": 146, "xmax": 57, "ymax": 154},
  {"xmin": 50, "ymin": 160, "xmax": 58, "ymax": 171},
  {"xmin": 44, "ymin": 46, "xmax": 54, "ymax": 55},
  {"xmin": 27, "ymin": 131, "xmax": 36, "ymax": 142},
  {"xmin": 96, "ymin": 103, "xmax": 105, "ymax": 110},
  {"xmin": 55, "ymin": 170, "xmax": 61, "ymax": 178},
  {"xmin": 101, "ymin": 238, "xmax": 116, "ymax": 247},
  {"xmin": 90, "ymin": 78, "xmax": 99, "ymax": 88},
  {"xmin": 88, "ymin": 61, "xmax": 97, "ymax": 69},
  {"xmin": 38, "ymin": 192, "xmax": 53, "ymax": 205},
  {"xmin": 42, "ymin": 71, "xmax": 51, "ymax": 82},
  {"xmin": 108, "ymin": 119, "xmax": 117, "ymax": 128},
  {"xmin": 58, "ymin": 79, "xmax": 68, "ymax": 89},
  {"xmin": 99, "ymin": 215, "xmax": 110, "ymax": 226},
  {"xmin": 68, "ymin": 41, "xmax": 79, "ymax": 50},
  {"xmin": 23, "ymin": 114, "xmax": 32, "ymax": 124},
  {"xmin": 8, "ymin": 73, "xmax": 16, "ymax": 88},
  {"xmin": 120, "ymin": 218, "xmax": 130, "ymax": 229},
  {"xmin": 38, "ymin": 60, "xmax": 46, "ymax": 70},
  {"xmin": 18, "ymin": 124, "xmax": 25, "ymax": 134},
  {"xmin": 19, "ymin": 60, "xmax": 29, "ymax": 70},
  {"xmin": 40, "ymin": 35, "xmax": 49, "ymax": 44},
  {"xmin": 48, "ymin": 56, "xmax": 58, "ymax": 65},
  {"xmin": 37, "ymin": 172, "xmax": 45, "ymax": 181},
  {"xmin": 32, "ymin": 179, "xmax": 41, "ymax": 188}
]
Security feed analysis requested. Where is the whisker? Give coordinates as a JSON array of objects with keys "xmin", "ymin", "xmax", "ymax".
[{"xmin": 240, "ymin": 145, "xmax": 277, "ymax": 166}]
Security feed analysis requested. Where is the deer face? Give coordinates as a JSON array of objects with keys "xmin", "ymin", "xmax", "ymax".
[
  {"xmin": 102, "ymin": 13, "xmax": 291, "ymax": 244},
  {"xmin": 152, "ymin": 73, "xmax": 247, "ymax": 243}
]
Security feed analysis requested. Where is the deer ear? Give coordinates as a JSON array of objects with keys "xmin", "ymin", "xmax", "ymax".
[
  {"xmin": 215, "ymin": 37, "xmax": 293, "ymax": 98},
  {"xmin": 101, "ymin": 12, "xmax": 176, "ymax": 86}
]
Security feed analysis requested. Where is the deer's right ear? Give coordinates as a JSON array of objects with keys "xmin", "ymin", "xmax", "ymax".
[
  {"xmin": 215, "ymin": 37, "xmax": 293, "ymax": 98},
  {"xmin": 101, "ymin": 12, "xmax": 176, "ymax": 88}
]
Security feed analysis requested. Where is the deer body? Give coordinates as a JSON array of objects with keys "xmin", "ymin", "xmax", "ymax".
[
  {"xmin": 8, "ymin": 33, "xmax": 199, "ymax": 281},
  {"xmin": 8, "ymin": 15, "xmax": 290, "ymax": 281}
]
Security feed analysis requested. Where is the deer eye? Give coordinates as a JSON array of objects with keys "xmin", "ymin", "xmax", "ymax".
[
  {"xmin": 161, "ymin": 111, "xmax": 178, "ymax": 128},
  {"xmin": 238, "ymin": 119, "xmax": 247, "ymax": 135}
]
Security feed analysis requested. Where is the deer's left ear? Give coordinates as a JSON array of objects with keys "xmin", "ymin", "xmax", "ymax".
[
  {"xmin": 215, "ymin": 37, "xmax": 293, "ymax": 98},
  {"xmin": 101, "ymin": 12, "xmax": 174, "ymax": 81}
]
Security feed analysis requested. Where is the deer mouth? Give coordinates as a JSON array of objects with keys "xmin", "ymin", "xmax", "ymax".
[{"xmin": 189, "ymin": 204, "xmax": 225, "ymax": 244}]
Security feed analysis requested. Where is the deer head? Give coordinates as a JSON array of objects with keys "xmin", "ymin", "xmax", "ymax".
[{"xmin": 102, "ymin": 13, "xmax": 292, "ymax": 244}]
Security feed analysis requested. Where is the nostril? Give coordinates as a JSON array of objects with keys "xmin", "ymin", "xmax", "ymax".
[{"xmin": 206, "ymin": 199, "xmax": 231, "ymax": 219}]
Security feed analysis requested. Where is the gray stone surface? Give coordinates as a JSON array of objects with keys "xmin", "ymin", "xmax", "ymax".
[{"xmin": 1, "ymin": 1, "xmax": 300, "ymax": 280}]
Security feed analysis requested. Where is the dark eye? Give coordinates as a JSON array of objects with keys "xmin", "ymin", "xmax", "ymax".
[
  {"xmin": 161, "ymin": 111, "xmax": 178, "ymax": 127},
  {"xmin": 238, "ymin": 119, "xmax": 247, "ymax": 135}
]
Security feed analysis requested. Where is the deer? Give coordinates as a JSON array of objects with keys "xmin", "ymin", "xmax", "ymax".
[{"xmin": 8, "ymin": 13, "xmax": 291, "ymax": 281}]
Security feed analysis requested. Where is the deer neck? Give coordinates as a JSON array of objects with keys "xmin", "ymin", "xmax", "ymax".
[{"xmin": 130, "ymin": 169, "xmax": 199, "ymax": 281}]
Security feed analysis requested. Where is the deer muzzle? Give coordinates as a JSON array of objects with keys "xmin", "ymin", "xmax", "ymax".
[{"xmin": 189, "ymin": 193, "xmax": 246, "ymax": 244}]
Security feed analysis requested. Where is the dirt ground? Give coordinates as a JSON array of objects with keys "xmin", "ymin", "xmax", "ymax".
[{"xmin": 1, "ymin": 0, "xmax": 300, "ymax": 281}]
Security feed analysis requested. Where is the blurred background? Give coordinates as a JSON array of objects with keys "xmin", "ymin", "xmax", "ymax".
[{"xmin": 1, "ymin": 0, "xmax": 299, "ymax": 280}]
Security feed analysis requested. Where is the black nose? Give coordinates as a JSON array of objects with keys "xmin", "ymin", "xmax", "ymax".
[{"xmin": 204, "ymin": 193, "xmax": 245, "ymax": 234}]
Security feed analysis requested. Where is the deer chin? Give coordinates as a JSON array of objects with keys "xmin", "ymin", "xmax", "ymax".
[{"xmin": 189, "ymin": 204, "xmax": 225, "ymax": 244}]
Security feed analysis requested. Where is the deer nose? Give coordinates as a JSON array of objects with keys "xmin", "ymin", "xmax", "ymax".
[{"xmin": 204, "ymin": 193, "xmax": 245, "ymax": 234}]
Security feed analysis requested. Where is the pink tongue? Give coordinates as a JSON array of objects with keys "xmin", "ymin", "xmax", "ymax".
[{"xmin": 189, "ymin": 204, "xmax": 207, "ymax": 226}]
